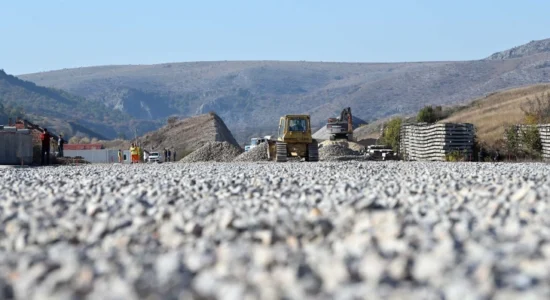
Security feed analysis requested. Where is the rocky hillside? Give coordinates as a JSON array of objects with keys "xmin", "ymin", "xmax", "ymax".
[
  {"xmin": 486, "ymin": 38, "xmax": 550, "ymax": 60},
  {"xmin": 105, "ymin": 113, "xmax": 241, "ymax": 158},
  {"xmin": 20, "ymin": 38, "xmax": 550, "ymax": 143},
  {"xmin": 0, "ymin": 70, "xmax": 163, "ymax": 138},
  {"xmin": 442, "ymin": 83, "xmax": 550, "ymax": 147}
]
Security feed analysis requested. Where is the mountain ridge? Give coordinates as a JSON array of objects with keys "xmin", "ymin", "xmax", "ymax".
[
  {"xmin": 18, "ymin": 38, "xmax": 550, "ymax": 144},
  {"xmin": 486, "ymin": 38, "xmax": 550, "ymax": 60}
]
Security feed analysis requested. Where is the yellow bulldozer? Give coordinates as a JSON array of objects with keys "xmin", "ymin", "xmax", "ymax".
[{"xmin": 266, "ymin": 114, "xmax": 319, "ymax": 162}]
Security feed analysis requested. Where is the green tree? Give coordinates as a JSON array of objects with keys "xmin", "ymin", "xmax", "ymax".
[
  {"xmin": 520, "ymin": 126, "xmax": 542, "ymax": 158},
  {"xmin": 504, "ymin": 125, "xmax": 519, "ymax": 157},
  {"xmin": 417, "ymin": 106, "xmax": 438, "ymax": 123},
  {"xmin": 381, "ymin": 118, "xmax": 402, "ymax": 152},
  {"xmin": 69, "ymin": 136, "xmax": 81, "ymax": 144}
]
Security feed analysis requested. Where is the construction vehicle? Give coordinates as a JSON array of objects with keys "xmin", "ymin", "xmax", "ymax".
[
  {"xmin": 365, "ymin": 145, "xmax": 396, "ymax": 161},
  {"xmin": 326, "ymin": 107, "xmax": 354, "ymax": 141},
  {"xmin": 244, "ymin": 137, "xmax": 268, "ymax": 152},
  {"xmin": 266, "ymin": 115, "xmax": 319, "ymax": 162}
]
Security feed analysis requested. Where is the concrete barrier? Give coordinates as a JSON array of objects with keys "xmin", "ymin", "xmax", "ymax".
[{"xmin": 0, "ymin": 127, "xmax": 33, "ymax": 165}]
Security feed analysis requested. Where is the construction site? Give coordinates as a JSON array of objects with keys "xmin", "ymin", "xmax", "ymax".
[{"xmin": 2, "ymin": 103, "xmax": 550, "ymax": 299}]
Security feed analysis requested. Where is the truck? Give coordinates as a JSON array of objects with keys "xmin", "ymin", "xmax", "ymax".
[{"xmin": 244, "ymin": 137, "xmax": 268, "ymax": 152}]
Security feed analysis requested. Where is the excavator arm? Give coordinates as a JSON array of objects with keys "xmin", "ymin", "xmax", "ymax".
[{"xmin": 337, "ymin": 107, "xmax": 353, "ymax": 134}]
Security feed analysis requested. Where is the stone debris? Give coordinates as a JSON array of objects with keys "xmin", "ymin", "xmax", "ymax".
[
  {"xmin": 319, "ymin": 140, "xmax": 365, "ymax": 152},
  {"xmin": 180, "ymin": 141, "xmax": 243, "ymax": 162},
  {"xmin": 233, "ymin": 142, "xmax": 269, "ymax": 162},
  {"xmin": 0, "ymin": 162, "xmax": 549, "ymax": 298},
  {"xmin": 319, "ymin": 144, "xmax": 364, "ymax": 161}
]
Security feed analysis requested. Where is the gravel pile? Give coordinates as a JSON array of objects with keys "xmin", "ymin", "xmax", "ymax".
[
  {"xmin": 319, "ymin": 144, "xmax": 363, "ymax": 161},
  {"xmin": 2, "ymin": 162, "xmax": 550, "ymax": 299},
  {"xmin": 180, "ymin": 141, "xmax": 243, "ymax": 162},
  {"xmin": 319, "ymin": 140, "xmax": 365, "ymax": 152},
  {"xmin": 233, "ymin": 142, "xmax": 269, "ymax": 162}
]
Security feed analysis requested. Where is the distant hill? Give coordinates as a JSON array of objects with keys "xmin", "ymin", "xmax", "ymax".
[
  {"xmin": 0, "ymin": 70, "xmax": 162, "ymax": 138},
  {"xmin": 19, "ymin": 38, "xmax": 550, "ymax": 143},
  {"xmin": 103, "ymin": 113, "xmax": 241, "ymax": 159},
  {"xmin": 441, "ymin": 83, "xmax": 550, "ymax": 147}
]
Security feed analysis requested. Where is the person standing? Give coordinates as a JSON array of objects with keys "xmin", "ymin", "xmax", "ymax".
[
  {"xmin": 118, "ymin": 149, "xmax": 123, "ymax": 163},
  {"xmin": 493, "ymin": 150, "xmax": 500, "ymax": 162},
  {"xmin": 167, "ymin": 149, "xmax": 172, "ymax": 162},
  {"xmin": 173, "ymin": 150, "xmax": 176, "ymax": 162},
  {"xmin": 57, "ymin": 134, "xmax": 65, "ymax": 157},
  {"xmin": 164, "ymin": 148, "xmax": 168, "ymax": 162},
  {"xmin": 40, "ymin": 128, "xmax": 51, "ymax": 165},
  {"xmin": 478, "ymin": 146, "xmax": 484, "ymax": 162},
  {"xmin": 130, "ymin": 143, "xmax": 139, "ymax": 164}
]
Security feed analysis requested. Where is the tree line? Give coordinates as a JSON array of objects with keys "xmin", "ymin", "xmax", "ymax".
[{"xmin": 378, "ymin": 92, "xmax": 550, "ymax": 161}]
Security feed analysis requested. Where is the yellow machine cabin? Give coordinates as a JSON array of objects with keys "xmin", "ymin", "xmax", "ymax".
[{"xmin": 266, "ymin": 114, "xmax": 319, "ymax": 162}]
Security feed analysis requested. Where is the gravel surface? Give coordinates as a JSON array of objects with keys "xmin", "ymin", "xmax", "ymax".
[
  {"xmin": 180, "ymin": 141, "xmax": 243, "ymax": 163},
  {"xmin": 233, "ymin": 142, "xmax": 268, "ymax": 162},
  {"xmin": 2, "ymin": 162, "xmax": 550, "ymax": 299}
]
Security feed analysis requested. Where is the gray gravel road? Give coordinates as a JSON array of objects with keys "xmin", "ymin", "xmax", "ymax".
[{"xmin": 1, "ymin": 162, "xmax": 550, "ymax": 299}]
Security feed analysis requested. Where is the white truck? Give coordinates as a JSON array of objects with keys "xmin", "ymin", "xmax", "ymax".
[{"xmin": 244, "ymin": 137, "xmax": 268, "ymax": 152}]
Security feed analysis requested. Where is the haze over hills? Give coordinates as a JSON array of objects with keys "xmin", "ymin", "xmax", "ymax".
[
  {"xmin": 18, "ymin": 38, "xmax": 550, "ymax": 144},
  {"xmin": 0, "ymin": 70, "xmax": 163, "ymax": 138}
]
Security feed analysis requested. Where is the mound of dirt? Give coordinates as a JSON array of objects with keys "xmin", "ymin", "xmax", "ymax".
[
  {"xmin": 105, "ymin": 113, "xmax": 242, "ymax": 160},
  {"xmin": 319, "ymin": 144, "xmax": 363, "ymax": 161},
  {"xmin": 180, "ymin": 141, "xmax": 243, "ymax": 163},
  {"xmin": 233, "ymin": 142, "xmax": 269, "ymax": 162}
]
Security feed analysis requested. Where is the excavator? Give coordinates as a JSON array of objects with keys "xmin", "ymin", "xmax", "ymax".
[
  {"xmin": 326, "ymin": 107, "xmax": 354, "ymax": 141},
  {"xmin": 266, "ymin": 114, "xmax": 319, "ymax": 162}
]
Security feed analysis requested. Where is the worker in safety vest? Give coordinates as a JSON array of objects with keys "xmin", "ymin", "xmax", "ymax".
[{"xmin": 130, "ymin": 143, "xmax": 139, "ymax": 164}]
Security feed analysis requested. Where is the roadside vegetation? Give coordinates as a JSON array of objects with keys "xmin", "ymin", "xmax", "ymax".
[{"xmin": 372, "ymin": 84, "xmax": 550, "ymax": 161}]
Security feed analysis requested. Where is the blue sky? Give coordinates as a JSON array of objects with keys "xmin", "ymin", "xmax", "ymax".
[{"xmin": 1, "ymin": 0, "xmax": 549, "ymax": 75}]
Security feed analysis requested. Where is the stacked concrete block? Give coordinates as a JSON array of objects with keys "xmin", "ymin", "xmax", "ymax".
[{"xmin": 400, "ymin": 123, "xmax": 475, "ymax": 161}]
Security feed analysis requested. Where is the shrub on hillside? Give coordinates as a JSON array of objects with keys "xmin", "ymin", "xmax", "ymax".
[
  {"xmin": 167, "ymin": 116, "xmax": 178, "ymax": 125},
  {"xmin": 381, "ymin": 118, "xmax": 402, "ymax": 152},
  {"xmin": 504, "ymin": 125, "xmax": 519, "ymax": 157},
  {"xmin": 417, "ymin": 106, "xmax": 439, "ymax": 123},
  {"xmin": 521, "ymin": 126, "xmax": 542, "ymax": 159},
  {"xmin": 520, "ymin": 92, "xmax": 550, "ymax": 124},
  {"xmin": 503, "ymin": 124, "xmax": 542, "ymax": 160}
]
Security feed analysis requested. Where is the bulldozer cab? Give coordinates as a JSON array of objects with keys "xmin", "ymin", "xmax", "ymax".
[{"xmin": 277, "ymin": 115, "xmax": 312, "ymax": 143}]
